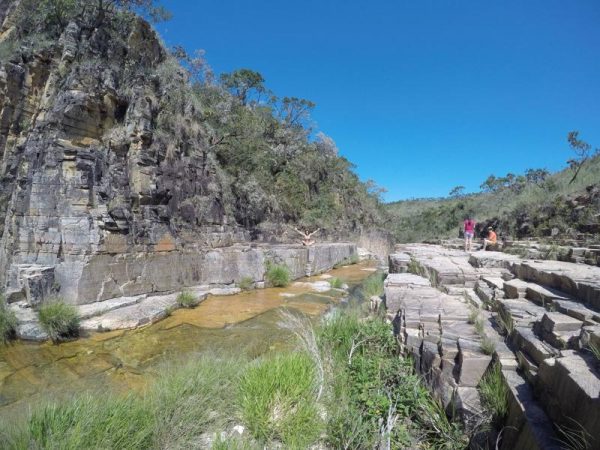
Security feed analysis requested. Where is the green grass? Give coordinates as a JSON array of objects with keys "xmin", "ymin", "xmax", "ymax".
[
  {"xmin": 328, "ymin": 277, "xmax": 343, "ymax": 289},
  {"xmin": 360, "ymin": 272, "xmax": 385, "ymax": 300},
  {"xmin": 1, "ymin": 355, "xmax": 243, "ymax": 450},
  {"xmin": 238, "ymin": 277, "xmax": 254, "ymax": 291},
  {"xmin": 318, "ymin": 309, "xmax": 468, "ymax": 449},
  {"xmin": 588, "ymin": 342, "xmax": 600, "ymax": 362},
  {"xmin": 478, "ymin": 363, "xmax": 509, "ymax": 420},
  {"xmin": 0, "ymin": 296, "xmax": 17, "ymax": 344},
  {"xmin": 176, "ymin": 291, "xmax": 198, "ymax": 308},
  {"xmin": 38, "ymin": 301, "xmax": 80, "ymax": 343},
  {"xmin": 238, "ymin": 352, "xmax": 321, "ymax": 448},
  {"xmin": 265, "ymin": 263, "xmax": 291, "ymax": 288},
  {"xmin": 480, "ymin": 335, "xmax": 497, "ymax": 355}
]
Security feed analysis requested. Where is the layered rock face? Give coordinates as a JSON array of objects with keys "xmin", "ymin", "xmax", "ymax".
[
  {"xmin": 386, "ymin": 244, "xmax": 600, "ymax": 449},
  {"xmin": 0, "ymin": 4, "xmax": 358, "ymax": 306}
]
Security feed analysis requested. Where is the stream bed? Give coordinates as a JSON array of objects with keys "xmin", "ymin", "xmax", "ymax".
[{"xmin": 0, "ymin": 262, "xmax": 378, "ymax": 422}]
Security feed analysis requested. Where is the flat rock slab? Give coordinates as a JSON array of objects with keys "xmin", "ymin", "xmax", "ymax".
[
  {"xmin": 81, "ymin": 293, "xmax": 181, "ymax": 331},
  {"xmin": 469, "ymin": 251, "xmax": 522, "ymax": 269},
  {"xmin": 77, "ymin": 295, "xmax": 146, "ymax": 320},
  {"xmin": 512, "ymin": 260, "xmax": 600, "ymax": 309},
  {"xmin": 397, "ymin": 244, "xmax": 480, "ymax": 286}
]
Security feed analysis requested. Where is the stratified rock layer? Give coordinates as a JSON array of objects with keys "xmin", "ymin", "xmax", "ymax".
[{"xmin": 387, "ymin": 243, "xmax": 600, "ymax": 450}]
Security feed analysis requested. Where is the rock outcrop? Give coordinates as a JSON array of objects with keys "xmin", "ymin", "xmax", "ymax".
[
  {"xmin": 386, "ymin": 243, "xmax": 600, "ymax": 449},
  {"xmin": 0, "ymin": 3, "xmax": 364, "ymax": 310}
]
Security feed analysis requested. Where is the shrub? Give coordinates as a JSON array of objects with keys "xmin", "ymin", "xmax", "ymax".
[
  {"xmin": 238, "ymin": 352, "xmax": 321, "ymax": 447},
  {"xmin": 238, "ymin": 277, "xmax": 254, "ymax": 291},
  {"xmin": 0, "ymin": 296, "xmax": 17, "ymax": 344},
  {"xmin": 38, "ymin": 301, "xmax": 80, "ymax": 342},
  {"xmin": 176, "ymin": 291, "xmax": 198, "ymax": 308},
  {"xmin": 328, "ymin": 277, "xmax": 343, "ymax": 289},
  {"xmin": 479, "ymin": 363, "xmax": 509, "ymax": 420},
  {"xmin": 265, "ymin": 263, "xmax": 290, "ymax": 288}
]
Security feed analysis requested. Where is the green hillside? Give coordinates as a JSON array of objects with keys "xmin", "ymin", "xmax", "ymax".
[{"xmin": 386, "ymin": 152, "xmax": 600, "ymax": 243}]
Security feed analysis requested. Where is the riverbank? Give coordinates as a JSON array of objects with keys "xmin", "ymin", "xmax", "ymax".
[
  {"xmin": 0, "ymin": 272, "xmax": 469, "ymax": 449},
  {"xmin": 0, "ymin": 262, "xmax": 377, "ymax": 423}
]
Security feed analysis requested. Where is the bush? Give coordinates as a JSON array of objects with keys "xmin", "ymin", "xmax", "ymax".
[
  {"xmin": 176, "ymin": 291, "xmax": 198, "ymax": 308},
  {"xmin": 38, "ymin": 301, "xmax": 80, "ymax": 342},
  {"xmin": 238, "ymin": 277, "xmax": 254, "ymax": 291},
  {"xmin": 0, "ymin": 296, "xmax": 17, "ymax": 343},
  {"xmin": 265, "ymin": 263, "xmax": 290, "ymax": 288},
  {"xmin": 328, "ymin": 277, "xmax": 343, "ymax": 289},
  {"xmin": 238, "ymin": 352, "xmax": 321, "ymax": 447},
  {"xmin": 479, "ymin": 363, "xmax": 509, "ymax": 420}
]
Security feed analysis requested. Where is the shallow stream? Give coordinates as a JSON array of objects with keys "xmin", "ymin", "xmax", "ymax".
[{"xmin": 0, "ymin": 262, "xmax": 378, "ymax": 422}]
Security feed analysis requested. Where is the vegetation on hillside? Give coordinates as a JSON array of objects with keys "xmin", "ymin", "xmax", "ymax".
[
  {"xmin": 1, "ymin": 0, "xmax": 385, "ymax": 238},
  {"xmin": 386, "ymin": 136, "xmax": 600, "ymax": 243}
]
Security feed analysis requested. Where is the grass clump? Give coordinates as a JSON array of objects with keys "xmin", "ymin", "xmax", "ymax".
[
  {"xmin": 2, "ymin": 355, "xmax": 243, "ymax": 449},
  {"xmin": 265, "ymin": 263, "xmax": 291, "ymax": 288},
  {"xmin": 319, "ymin": 310, "xmax": 468, "ymax": 449},
  {"xmin": 328, "ymin": 277, "xmax": 343, "ymax": 289},
  {"xmin": 360, "ymin": 272, "xmax": 385, "ymax": 300},
  {"xmin": 176, "ymin": 291, "xmax": 198, "ymax": 308},
  {"xmin": 0, "ymin": 296, "xmax": 17, "ymax": 344},
  {"xmin": 480, "ymin": 335, "xmax": 497, "ymax": 355},
  {"xmin": 238, "ymin": 277, "xmax": 254, "ymax": 291},
  {"xmin": 38, "ymin": 300, "xmax": 80, "ymax": 342},
  {"xmin": 478, "ymin": 363, "xmax": 509, "ymax": 420},
  {"xmin": 239, "ymin": 352, "xmax": 321, "ymax": 447}
]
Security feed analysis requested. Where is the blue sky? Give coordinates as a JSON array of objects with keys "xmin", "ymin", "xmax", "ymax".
[{"xmin": 156, "ymin": 0, "xmax": 600, "ymax": 201}]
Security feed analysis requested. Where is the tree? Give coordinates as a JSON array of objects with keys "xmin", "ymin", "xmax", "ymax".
[
  {"xmin": 277, "ymin": 97, "xmax": 315, "ymax": 127},
  {"xmin": 567, "ymin": 131, "xmax": 599, "ymax": 184},
  {"xmin": 525, "ymin": 168, "xmax": 549, "ymax": 184},
  {"xmin": 449, "ymin": 185, "xmax": 465, "ymax": 198},
  {"xmin": 220, "ymin": 69, "xmax": 266, "ymax": 106},
  {"xmin": 480, "ymin": 175, "xmax": 498, "ymax": 192}
]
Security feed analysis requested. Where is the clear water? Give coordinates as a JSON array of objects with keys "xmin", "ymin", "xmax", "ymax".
[{"xmin": 0, "ymin": 262, "xmax": 378, "ymax": 421}]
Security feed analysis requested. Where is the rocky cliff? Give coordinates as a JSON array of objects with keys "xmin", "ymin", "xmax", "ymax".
[{"xmin": 0, "ymin": 1, "xmax": 372, "ymax": 305}]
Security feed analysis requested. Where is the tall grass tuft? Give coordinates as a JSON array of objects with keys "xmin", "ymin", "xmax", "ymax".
[
  {"xmin": 361, "ymin": 272, "xmax": 385, "ymax": 300},
  {"xmin": 176, "ymin": 291, "xmax": 199, "ymax": 308},
  {"xmin": 38, "ymin": 300, "xmax": 80, "ymax": 343},
  {"xmin": 238, "ymin": 352, "xmax": 321, "ymax": 447},
  {"xmin": 0, "ymin": 296, "xmax": 17, "ymax": 344},
  {"xmin": 479, "ymin": 363, "xmax": 509, "ymax": 420},
  {"xmin": 238, "ymin": 277, "xmax": 254, "ymax": 291},
  {"xmin": 265, "ymin": 263, "xmax": 290, "ymax": 288},
  {"xmin": 328, "ymin": 277, "xmax": 343, "ymax": 289}
]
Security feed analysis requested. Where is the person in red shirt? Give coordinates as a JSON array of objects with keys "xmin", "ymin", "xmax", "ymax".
[
  {"xmin": 463, "ymin": 216, "xmax": 475, "ymax": 251},
  {"xmin": 483, "ymin": 227, "xmax": 497, "ymax": 250}
]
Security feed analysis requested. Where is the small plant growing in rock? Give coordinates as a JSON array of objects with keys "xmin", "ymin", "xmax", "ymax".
[
  {"xmin": 480, "ymin": 335, "xmax": 496, "ymax": 355},
  {"xmin": 176, "ymin": 291, "xmax": 198, "ymax": 308},
  {"xmin": 0, "ymin": 296, "xmax": 17, "ymax": 344},
  {"xmin": 478, "ymin": 363, "xmax": 508, "ymax": 420},
  {"xmin": 467, "ymin": 306, "xmax": 480, "ymax": 325},
  {"xmin": 588, "ymin": 343, "xmax": 600, "ymax": 362},
  {"xmin": 329, "ymin": 277, "xmax": 343, "ymax": 289},
  {"xmin": 473, "ymin": 316, "xmax": 485, "ymax": 335},
  {"xmin": 265, "ymin": 262, "xmax": 291, "ymax": 287},
  {"xmin": 238, "ymin": 277, "xmax": 254, "ymax": 291},
  {"xmin": 361, "ymin": 272, "xmax": 385, "ymax": 301},
  {"xmin": 38, "ymin": 300, "xmax": 80, "ymax": 343}
]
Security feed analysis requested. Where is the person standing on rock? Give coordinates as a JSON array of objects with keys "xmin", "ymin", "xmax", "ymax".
[
  {"xmin": 463, "ymin": 216, "xmax": 476, "ymax": 251},
  {"xmin": 483, "ymin": 226, "xmax": 497, "ymax": 250}
]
